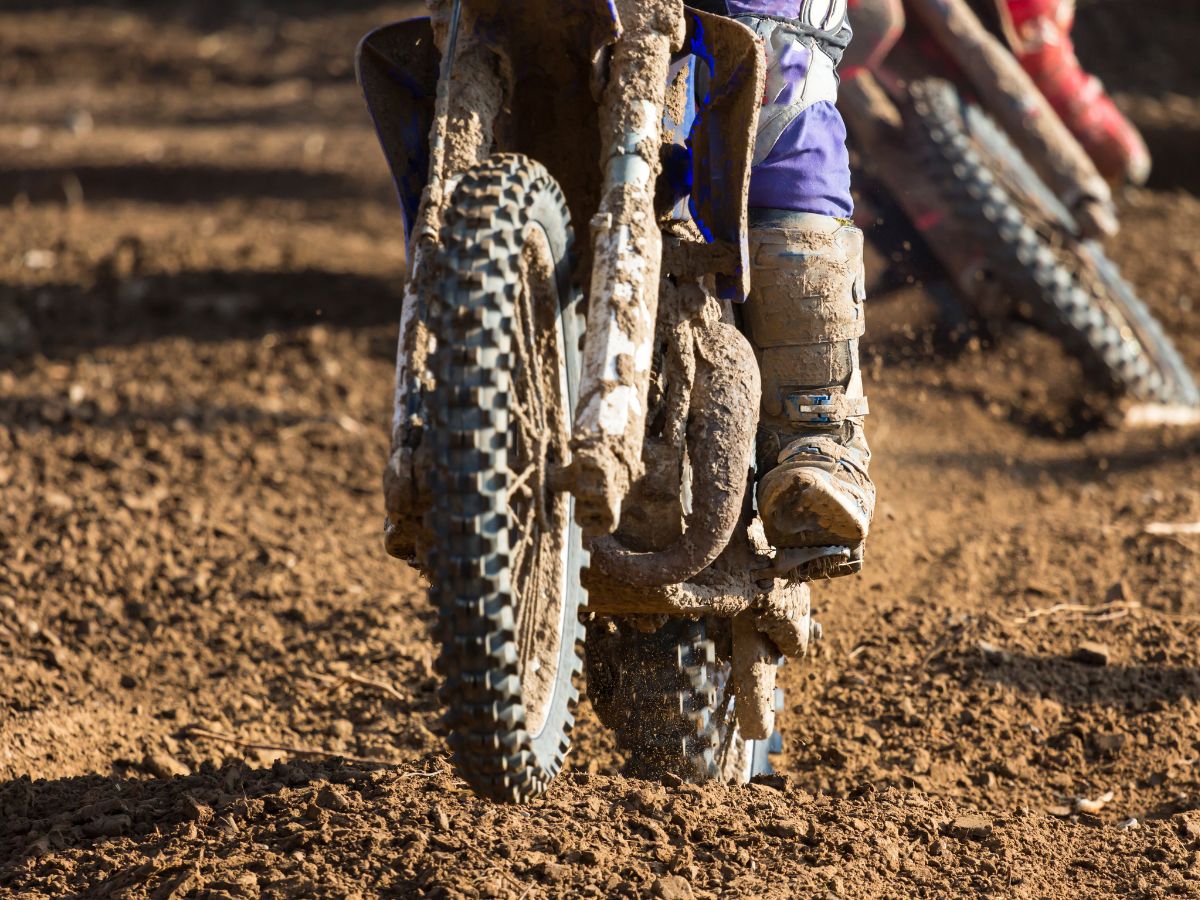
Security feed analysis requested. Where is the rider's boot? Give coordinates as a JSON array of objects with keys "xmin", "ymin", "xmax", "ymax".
[
  {"xmin": 708, "ymin": 4, "xmax": 874, "ymax": 576},
  {"xmin": 997, "ymin": 0, "xmax": 1151, "ymax": 185},
  {"xmin": 744, "ymin": 210, "xmax": 874, "ymax": 578}
]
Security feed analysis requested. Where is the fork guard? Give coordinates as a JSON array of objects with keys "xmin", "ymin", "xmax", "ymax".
[
  {"xmin": 357, "ymin": 18, "xmax": 440, "ymax": 243},
  {"xmin": 589, "ymin": 319, "xmax": 760, "ymax": 587},
  {"xmin": 570, "ymin": 6, "xmax": 764, "ymax": 535}
]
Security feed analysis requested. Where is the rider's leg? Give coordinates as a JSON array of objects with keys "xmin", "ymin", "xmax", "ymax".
[
  {"xmin": 745, "ymin": 209, "xmax": 872, "ymax": 571},
  {"xmin": 730, "ymin": 8, "xmax": 876, "ymax": 577},
  {"xmin": 997, "ymin": 0, "xmax": 1150, "ymax": 184}
]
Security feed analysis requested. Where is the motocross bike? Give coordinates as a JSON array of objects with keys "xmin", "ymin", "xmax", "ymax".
[
  {"xmin": 358, "ymin": 1, "xmax": 825, "ymax": 802},
  {"xmin": 840, "ymin": 0, "xmax": 1200, "ymax": 418}
]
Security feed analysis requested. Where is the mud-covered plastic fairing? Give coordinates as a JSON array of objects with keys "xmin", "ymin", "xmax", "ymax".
[{"xmin": 356, "ymin": 3, "xmax": 762, "ymax": 299}]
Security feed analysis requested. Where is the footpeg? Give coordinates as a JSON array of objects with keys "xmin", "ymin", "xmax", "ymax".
[
  {"xmin": 758, "ymin": 545, "xmax": 852, "ymax": 582},
  {"xmin": 803, "ymin": 544, "xmax": 863, "ymax": 580}
]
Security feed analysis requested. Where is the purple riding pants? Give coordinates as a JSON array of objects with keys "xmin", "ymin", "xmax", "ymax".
[{"xmin": 721, "ymin": 1, "xmax": 855, "ymax": 217}]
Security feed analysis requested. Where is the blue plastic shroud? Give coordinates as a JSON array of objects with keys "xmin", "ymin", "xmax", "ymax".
[{"xmin": 356, "ymin": 3, "xmax": 760, "ymax": 300}]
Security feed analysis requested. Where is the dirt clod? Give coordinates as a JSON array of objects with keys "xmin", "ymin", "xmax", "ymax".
[
  {"xmin": 315, "ymin": 785, "xmax": 350, "ymax": 812},
  {"xmin": 143, "ymin": 751, "xmax": 189, "ymax": 779},
  {"xmin": 977, "ymin": 640, "xmax": 1009, "ymax": 664},
  {"xmin": 1093, "ymin": 732, "xmax": 1127, "ymax": 755},
  {"xmin": 654, "ymin": 874, "xmax": 695, "ymax": 900},
  {"xmin": 431, "ymin": 804, "xmax": 451, "ymax": 832},
  {"xmin": 1071, "ymin": 641, "xmax": 1111, "ymax": 666},
  {"xmin": 81, "ymin": 814, "xmax": 131, "ymax": 838},
  {"xmin": 1177, "ymin": 813, "xmax": 1200, "ymax": 843},
  {"xmin": 947, "ymin": 814, "xmax": 994, "ymax": 840}
]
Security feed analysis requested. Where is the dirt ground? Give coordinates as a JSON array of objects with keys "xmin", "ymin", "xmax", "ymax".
[{"xmin": 1, "ymin": 1, "xmax": 1199, "ymax": 897}]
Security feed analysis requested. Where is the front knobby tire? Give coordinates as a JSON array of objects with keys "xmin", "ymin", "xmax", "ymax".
[
  {"xmin": 907, "ymin": 77, "xmax": 1199, "ymax": 408},
  {"xmin": 426, "ymin": 154, "xmax": 586, "ymax": 803}
]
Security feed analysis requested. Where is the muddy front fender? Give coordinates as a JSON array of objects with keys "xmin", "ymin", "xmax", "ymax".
[
  {"xmin": 357, "ymin": 19, "xmax": 441, "ymax": 563},
  {"xmin": 356, "ymin": 18, "xmax": 440, "ymax": 242}
]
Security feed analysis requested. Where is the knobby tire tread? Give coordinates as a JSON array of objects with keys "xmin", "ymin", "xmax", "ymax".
[
  {"xmin": 587, "ymin": 618, "xmax": 766, "ymax": 783},
  {"xmin": 427, "ymin": 154, "xmax": 584, "ymax": 803},
  {"xmin": 907, "ymin": 77, "xmax": 1197, "ymax": 407}
]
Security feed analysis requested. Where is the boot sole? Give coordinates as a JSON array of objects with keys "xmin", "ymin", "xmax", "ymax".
[{"xmin": 759, "ymin": 468, "xmax": 870, "ymax": 550}]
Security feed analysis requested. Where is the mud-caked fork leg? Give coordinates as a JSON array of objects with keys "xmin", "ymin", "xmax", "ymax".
[
  {"xmin": 381, "ymin": 2, "xmax": 506, "ymax": 561},
  {"xmin": 569, "ymin": 0, "xmax": 686, "ymax": 536}
]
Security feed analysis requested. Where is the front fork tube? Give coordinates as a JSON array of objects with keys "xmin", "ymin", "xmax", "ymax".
[
  {"xmin": 386, "ymin": 1, "xmax": 504, "ymax": 557},
  {"xmin": 569, "ymin": 0, "xmax": 685, "ymax": 536}
]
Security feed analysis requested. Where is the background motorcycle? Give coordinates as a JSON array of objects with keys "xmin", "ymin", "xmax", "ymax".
[{"xmin": 840, "ymin": 0, "xmax": 1200, "ymax": 420}]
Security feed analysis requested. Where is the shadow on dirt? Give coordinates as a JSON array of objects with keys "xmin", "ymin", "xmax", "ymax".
[
  {"xmin": 903, "ymin": 432, "xmax": 1200, "ymax": 484},
  {"xmin": 970, "ymin": 651, "xmax": 1200, "ymax": 710},
  {"xmin": 0, "ymin": 757, "xmax": 374, "ymax": 872},
  {"xmin": 0, "ymin": 0, "xmax": 421, "ymax": 21},
  {"xmin": 0, "ymin": 0, "xmax": 429, "ymax": 50},
  {"xmin": 0, "ymin": 268, "xmax": 401, "ymax": 363},
  {"xmin": 863, "ymin": 300, "xmax": 1115, "ymax": 438},
  {"xmin": 0, "ymin": 398, "xmax": 322, "ymax": 436},
  {"xmin": 0, "ymin": 164, "xmax": 376, "ymax": 207},
  {"xmin": 153, "ymin": 104, "xmax": 373, "ymax": 130},
  {"xmin": 934, "ymin": 383, "xmax": 1109, "ymax": 439}
]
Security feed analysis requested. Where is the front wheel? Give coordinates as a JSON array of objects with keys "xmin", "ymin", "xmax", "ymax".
[{"xmin": 426, "ymin": 154, "xmax": 587, "ymax": 802}]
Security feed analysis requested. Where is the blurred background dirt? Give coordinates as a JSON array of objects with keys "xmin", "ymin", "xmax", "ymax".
[{"xmin": 0, "ymin": 1, "xmax": 1198, "ymax": 897}]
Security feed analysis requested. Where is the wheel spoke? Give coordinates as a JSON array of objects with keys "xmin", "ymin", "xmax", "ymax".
[
  {"xmin": 497, "ymin": 233, "xmax": 573, "ymax": 738},
  {"xmin": 507, "ymin": 463, "xmax": 536, "ymax": 499},
  {"xmin": 508, "ymin": 393, "xmax": 540, "ymax": 455}
]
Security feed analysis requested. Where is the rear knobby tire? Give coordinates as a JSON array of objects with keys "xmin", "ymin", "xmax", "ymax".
[
  {"xmin": 586, "ymin": 617, "xmax": 775, "ymax": 784},
  {"xmin": 426, "ymin": 154, "xmax": 587, "ymax": 803},
  {"xmin": 907, "ymin": 77, "xmax": 1199, "ymax": 408}
]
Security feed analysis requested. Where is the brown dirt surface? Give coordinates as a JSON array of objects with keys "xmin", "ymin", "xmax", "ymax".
[{"xmin": 2, "ymin": 1, "xmax": 1199, "ymax": 897}]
